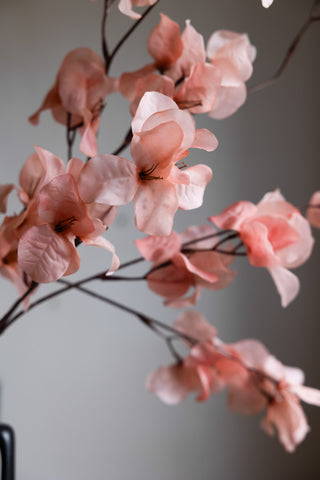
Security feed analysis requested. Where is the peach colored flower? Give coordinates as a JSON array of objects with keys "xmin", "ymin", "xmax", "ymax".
[
  {"xmin": 210, "ymin": 190, "xmax": 314, "ymax": 307},
  {"xmin": 147, "ymin": 311, "xmax": 320, "ymax": 451},
  {"xmin": 120, "ymin": 15, "xmax": 255, "ymax": 119},
  {"xmin": 206, "ymin": 30, "xmax": 256, "ymax": 119},
  {"xmin": 78, "ymin": 92, "xmax": 217, "ymax": 236},
  {"xmin": 18, "ymin": 147, "xmax": 119, "ymax": 283},
  {"xmin": 29, "ymin": 48, "xmax": 118, "ymax": 157},
  {"xmin": 135, "ymin": 224, "xmax": 236, "ymax": 307}
]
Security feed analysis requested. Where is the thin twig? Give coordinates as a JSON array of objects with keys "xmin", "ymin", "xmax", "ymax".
[
  {"xmin": 106, "ymin": 0, "xmax": 160, "ymax": 73},
  {"xmin": 249, "ymin": 1, "xmax": 320, "ymax": 94},
  {"xmin": 66, "ymin": 113, "xmax": 76, "ymax": 160},
  {"xmin": 111, "ymin": 128, "xmax": 133, "ymax": 156}
]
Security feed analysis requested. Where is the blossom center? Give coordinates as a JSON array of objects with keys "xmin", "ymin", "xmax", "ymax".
[
  {"xmin": 139, "ymin": 163, "xmax": 163, "ymax": 181},
  {"xmin": 54, "ymin": 216, "xmax": 77, "ymax": 233}
]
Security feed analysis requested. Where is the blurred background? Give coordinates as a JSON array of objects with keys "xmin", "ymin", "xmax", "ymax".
[{"xmin": 0, "ymin": 0, "xmax": 320, "ymax": 478}]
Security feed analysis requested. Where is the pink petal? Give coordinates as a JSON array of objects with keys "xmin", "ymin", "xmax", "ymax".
[
  {"xmin": 131, "ymin": 121, "xmax": 183, "ymax": 175},
  {"xmin": 147, "ymin": 14, "xmax": 183, "ymax": 68},
  {"xmin": 174, "ymin": 310, "xmax": 217, "ymax": 342},
  {"xmin": 173, "ymin": 252, "xmax": 219, "ymax": 283},
  {"xmin": 165, "ymin": 284, "xmax": 202, "ymax": 308},
  {"xmin": 261, "ymin": 392, "xmax": 309, "ymax": 452},
  {"xmin": 209, "ymin": 201, "xmax": 257, "ymax": 230},
  {"xmin": 180, "ymin": 224, "xmax": 218, "ymax": 249},
  {"xmin": 132, "ymin": 91, "xmax": 179, "ymax": 134},
  {"xmin": 240, "ymin": 221, "xmax": 279, "ymax": 267},
  {"xmin": 134, "ymin": 181, "xmax": 178, "ymax": 235},
  {"xmin": 119, "ymin": 64, "xmax": 156, "ymax": 102},
  {"xmin": 207, "ymin": 31, "xmax": 256, "ymax": 81},
  {"xmin": 38, "ymin": 174, "xmax": 86, "ymax": 226},
  {"xmin": 290, "ymin": 385, "xmax": 320, "ymax": 407},
  {"xmin": 146, "ymin": 363, "xmax": 200, "ymax": 404},
  {"xmin": 29, "ymin": 84, "xmax": 60, "ymax": 125},
  {"xmin": 135, "ymin": 230, "xmax": 181, "ymax": 264},
  {"xmin": 166, "ymin": 20, "xmax": 206, "ymax": 82},
  {"xmin": 33, "ymin": 146, "xmax": 66, "ymax": 186},
  {"xmin": 188, "ymin": 251, "xmax": 237, "ymax": 290},
  {"xmin": 176, "ymin": 164, "xmax": 212, "ymax": 210},
  {"xmin": 18, "ymin": 224, "xmax": 79, "ymax": 283},
  {"xmin": 276, "ymin": 213, "xmax": 314, "ymax": 269},
  {"xmin": 208, "ymin": 83, "xmax": 247, "ymax": 119},
  {"xmin": 268, "ymin": 265, "xmax": 300, "ymax": 307},
  {"xmin": 147, "ymin": 264, "xmax": 191, "ymax": 300},
  {"xmin": 175, "ymin": 62, "xmax": 222, "ymax": 114},
  {"xmin": 78, "ymin": 154, "xmax": 138, "ymax": 205},
  {"xmin": 191, "ymin": 128, "xmax": 218, "ymax": 152}
]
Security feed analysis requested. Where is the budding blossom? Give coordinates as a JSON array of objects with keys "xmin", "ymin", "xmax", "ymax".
[
  {"xmin": 147, "ymin": 311, "xmax": 320, "ymax": 452},
  {"xmin": 210, "ymin": 190, "xmax": 314, "ymax": 307},
  {"xmin": 119, "ymin": 14, "xmax": 256, "ymax": 119},
  {"xmin": 29, "ymin": 48, "xmax": 118, "ymax": 157},
  {"xmin": 135, "ymin": 224, "xmax": 236, "ymax": 307},
  {"xmin": 77, "ymin": 92, "xmax": 217, "ymax": 236}
]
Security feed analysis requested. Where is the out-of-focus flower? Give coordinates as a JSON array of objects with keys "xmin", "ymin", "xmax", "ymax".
[
  {"xmin": 135, "ymin": 224, "xmax": 236, "ymax": 307},
  {"xmin": 147, "ymin": 311, "xmax": 320, "ymax": 451},
  {"xmin": 29, "ymin": 48, "xmax": 118, "ymax": 157},
  {"xmin": 119, "ymin": 15, "xmax": 255, "ymax": 119},
  {"xmin": 210, "ymin": 190, "xmax": 314, "ymax": 307}
]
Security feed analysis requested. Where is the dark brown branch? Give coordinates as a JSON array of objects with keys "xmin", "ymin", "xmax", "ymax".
[
  {"xmin": 106, "ymin": 0, "xmax": 160, "ymax": 74},
  {"xmin": 249, "ymin": 1, "xmax": 320, "ymax": 94},
  {"xmin": 111, "ymin": 128, "xmax": 133, "ymax": 156}
]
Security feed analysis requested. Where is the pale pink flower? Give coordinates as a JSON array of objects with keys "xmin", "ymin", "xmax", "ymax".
[
  {"xmin": 135, "ymin": 224, "xmax": 236, "ymax": 307},
  {"xmin": 29, "ymin": 48, "xmax": 118, "ymax": 157},
  {"xmin": 206, "ymin": 30, "xmax": 256, "ymax": 119},
  {"xmin": 120, "ymin": 16, "xmax": 255, "ymax": 119},
  {"xmin": 78, "ymin": 92, "xmax": 217, "ymax": 236},
  {"xmin": 307, "ymin": 191, "xmax": 320, "ymax": 228},
  {"xmin": 118, "ymin": 0, "xmax": 158, "ymax": 20},
  {"xmin": 147, "ymin": 312, "xmax": 320, "ymax": 451},
  {"xmin": 18, "ymin": 148, "xmax": 119, "ymax": 283},
  {"xmin": 210, "ymin": 190, "xmax": 314, "ymax": 307}
]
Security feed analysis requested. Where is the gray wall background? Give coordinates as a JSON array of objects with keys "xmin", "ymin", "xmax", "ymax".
[{"xmin": 0, "ymin": 0, "xmax": 320, "ymax": 478}]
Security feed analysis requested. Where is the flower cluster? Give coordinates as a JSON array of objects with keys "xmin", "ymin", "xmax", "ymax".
[
  {"xmin": 147, "ymin": 311, "xmax": 320, "ymax": 452},
  {"xmin": 0, "ymin": 0, "xmax": 319, "ymax": 461}
]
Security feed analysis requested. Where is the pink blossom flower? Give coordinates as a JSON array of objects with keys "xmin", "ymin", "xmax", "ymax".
[
  {"xmin": 206, "ymin": 30, "xmax": 256, "ymax": 119},
  {"xmin": 29, "ymin": 48, "xmax": 118, "ymax": 157},
  {"xmin": 307, "ymin": 191, "xmax": 320, "ymax": 228},
  {"xmin": 120, "ymin": 16, "xmax": 255, "ymax": 119},
  {"xmin": 210, "ymin": 190, "xmax": 314, "ymax": 307},
  {"xmin": 147, "ymin": 311, "xmax": 320, "ymax": 451},
  {"xmin": 78, "ymin": 92, "xmax": 217, "ymax": 236},
  {"xmin": 18, "ymin": 147, "xmax": 119, "ymax": 283},
  {"xmin": 135, "ymin": 224, "xmax": 236, "ymax": 307}
]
